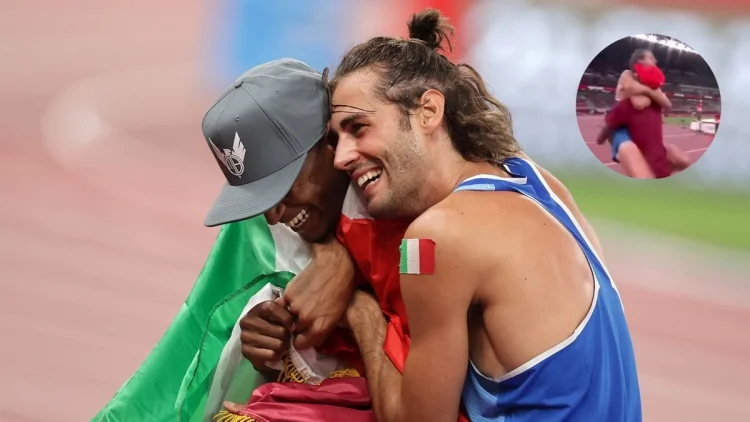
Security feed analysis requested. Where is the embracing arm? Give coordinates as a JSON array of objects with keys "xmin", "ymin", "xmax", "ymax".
[
  {"xmin": 595, "ymin": 123, "xmax": 612, "ymax": 145},
  {"xmin": 347, "ymin": 211, "xmax": 473, "ymax": 422},
  {"xmin": 283, "ymin": 234, "xmax": 356, "ymax": 350},
  {"xmin": 620, "ymin": 71, "xmax": 671, "ymax": 110}
]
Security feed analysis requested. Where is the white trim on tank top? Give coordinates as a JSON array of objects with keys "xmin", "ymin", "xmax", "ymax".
[
  {"xmin": 464, "ymin": 160, "xmax": 620, "ymax": 297},
  {"xmin": 460, "ymin": 159, "xmax": 622, "ymax": 383}
]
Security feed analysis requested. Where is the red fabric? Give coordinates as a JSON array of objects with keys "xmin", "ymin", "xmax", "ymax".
[
  {"xmin": 233, "ymin": 377, "xmax": 375, "ymax": 422},
  {"xmin": 336, "ymin": 216, "xmax": 412, "ymax": 367},
  {"xmin": 337, "ymin": 214, "xmax": 470, "ymax": 422},
  {"xmin": 606, "ymin": 100, "xmax": 671, "ymax": 178},
  {"xmin": 633, "ymin": 63, "xmax": 665, "ymax": 89},
  {"xmin": 315, "ymin": 328, "xmax": 366, "ymax": 375}
]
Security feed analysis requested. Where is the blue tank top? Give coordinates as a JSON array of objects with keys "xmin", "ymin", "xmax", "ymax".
[{"xmin": 456, "ymin": 157, "xmax": 642, "ymax": 422}]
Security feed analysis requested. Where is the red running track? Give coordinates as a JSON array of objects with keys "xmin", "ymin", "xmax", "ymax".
[
  {"xmin": 577, "ymin": 114, "xmax": 715, "ymax": 176},
  {"xmin": 0, "ymin": 2, "xmax": 748, "ymax": 421}
]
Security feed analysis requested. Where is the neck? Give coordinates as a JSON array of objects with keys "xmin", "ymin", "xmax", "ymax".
[{"xmin": 416, "ymin": 139, "xmax": 514, "ymax": 212}]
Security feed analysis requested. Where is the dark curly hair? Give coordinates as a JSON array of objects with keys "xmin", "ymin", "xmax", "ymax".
[{"xmin": 331, "ymin": 9, "xmax": 520, "ymax": 163}]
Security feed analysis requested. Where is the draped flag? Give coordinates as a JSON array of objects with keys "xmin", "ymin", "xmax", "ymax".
[{"xmin": 92, "ymin": 217, "xmax": 332, "ymax": 422}]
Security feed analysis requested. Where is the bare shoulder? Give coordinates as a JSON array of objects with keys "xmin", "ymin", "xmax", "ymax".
[
  {"xmin": 404, "ymin": 199, "xmax": 467, "ymax": 248},
  {"xmin": 407, "ymin": 190, "xmax": 521, "ymax": 238},
  {"xmin": 404, "ymin": 196, "xmax": 499, "ymax": 278},
  {"xmin": 514, "ymin": 156, "xmax": 605, "ymax": 258}
]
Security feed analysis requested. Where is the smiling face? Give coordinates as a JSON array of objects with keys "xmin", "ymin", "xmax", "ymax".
[
  {"xmin": 263, "ymin": 132, "xmax": 350, "ymax": 242},
  {"xmin": 329, "ymin": 69, "xmax": 431, "ymax": 220}
]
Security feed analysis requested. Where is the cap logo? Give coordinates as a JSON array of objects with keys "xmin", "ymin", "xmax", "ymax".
[{"xmin": 209, "ymin": 132, "xmax": 246, "ymax": 177}]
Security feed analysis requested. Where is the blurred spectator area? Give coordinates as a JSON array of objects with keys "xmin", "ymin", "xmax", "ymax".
[{"xmin": 577, "ymin": 34, "xmax": 720, "ymax": 115}]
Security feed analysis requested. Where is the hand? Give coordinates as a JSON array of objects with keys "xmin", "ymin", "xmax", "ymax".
[
  {"xmin": 239, "ymin": 298, "xmax": 294, "ymax": 369},
  {"xmin": 283, "ymin": 236, "xmax": 356, "ymax": 350},
  {"xmin": 222, "ymin": 401, "xmax": 245, "ymax": 414}
]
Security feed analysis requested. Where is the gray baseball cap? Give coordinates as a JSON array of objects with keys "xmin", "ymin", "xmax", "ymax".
[{"xmin": 201, "ymin": 59, "xmax": 330, "ymax": 227}]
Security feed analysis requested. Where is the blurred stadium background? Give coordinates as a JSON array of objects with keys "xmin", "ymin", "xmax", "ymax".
[{"xmin": 0, "ymin": 0, "xmax": 748, "ymax": 421}]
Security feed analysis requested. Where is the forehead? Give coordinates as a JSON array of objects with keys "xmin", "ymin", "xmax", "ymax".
[{"xmin": 330, "ymin": 70, "xmax": 380, "ymax": 128}]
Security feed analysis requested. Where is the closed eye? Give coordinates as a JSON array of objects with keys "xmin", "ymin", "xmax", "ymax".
[{"xmin": 350, "ymin": 123, "xmax": 368, "ymax": 138}]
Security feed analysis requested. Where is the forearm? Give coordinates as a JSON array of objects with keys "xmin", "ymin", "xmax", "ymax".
[
  {"xmin": 312, "ymin": 233, "xmax": 355, "ymax": 277},
  {"xmin": 650, "ymin": 90, "xmax": 671, "ymax": 110},
  {"xmin": 628, "ymin": 83, "xmax": 670, "ymax": 110},
  {"xmin": 350, "ymin": 312, "xmax": 403, "ymax": 422},
  {"xmin": 596, "ymin": 124, "xmax": 612, "ymax": 145}
]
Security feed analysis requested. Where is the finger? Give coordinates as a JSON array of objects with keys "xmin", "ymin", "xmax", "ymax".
[
  {"xmin": 274, "ymin": 296, "xmax": 287, "ymax": 308},
  {"xmin": 240, "ymin": 330, "xmax": 289, "ymax": 353},
  {"xmin": 223, "ymin": 401, "xmax": 245, "ymax": 414},
  {"xmin": 241, "ymin": 344, "xmax": 282, "ymax": 365},
  {"xmin": 242, "ymin": 302, "xmax": 295, "ymax": 332},
  {"xmin": 293, "ymin": 321, "xmax": 331, "ymax": 350},
  {"xmin": 264, "ymin": 303, "xmax": 296, "ymax": 332},
  {"xmin": 293, "ymin": 331, "xmax": 319, "ymax": 351},
  {"xmin": 240, "ymin": 316, "xmax": 290, "ymax": 340}
]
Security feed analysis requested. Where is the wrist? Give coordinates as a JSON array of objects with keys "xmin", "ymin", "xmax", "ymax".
[{"xmin": 312, "ymin": 237, "xmax": 355, "ymax": 281}]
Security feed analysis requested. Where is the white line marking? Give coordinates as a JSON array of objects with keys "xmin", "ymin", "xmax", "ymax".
[
  {"xmin": 585, "ymin": 132, "xmax": 698, "ymax": 145},
  {"xmin": 685, "ymin": 147, "xmax": 708, "ymax": 154}
]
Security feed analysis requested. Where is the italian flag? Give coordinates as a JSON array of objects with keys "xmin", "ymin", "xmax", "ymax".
[
  {"xmin": 399, "ymin": 239, "xmax": 436, "ymax": 275},
  {"xmin": 92, "ymin": 217, "xmax": 319, "ymax": 422}
]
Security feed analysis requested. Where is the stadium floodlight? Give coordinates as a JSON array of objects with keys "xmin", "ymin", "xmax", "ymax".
[{"xmin": 631, "ymin": 34, "xmax": 697, "ymax": 54}]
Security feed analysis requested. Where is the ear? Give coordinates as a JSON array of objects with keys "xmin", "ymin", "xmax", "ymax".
[{"xmin": 416, "ymin": 89, "xmax": 445, "ymax": 134}]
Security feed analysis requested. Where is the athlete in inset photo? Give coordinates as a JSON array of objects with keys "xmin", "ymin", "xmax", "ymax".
[
  {"xmin": 330, "ymin": 9, "xmax": 641, "ymax": 422},
  {"xmin": 599, "ymin": 48, "xmax": 688, "ymax": 178}
]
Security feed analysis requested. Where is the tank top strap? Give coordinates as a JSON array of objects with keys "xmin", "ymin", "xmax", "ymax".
[{"xmin": 452, "ymin": 157, "xmax": 620, "ymax": 299}]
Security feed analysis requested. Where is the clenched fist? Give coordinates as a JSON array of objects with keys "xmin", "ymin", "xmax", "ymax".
[{"xmin": 239, "ymin": 297, "xmax": 295, "ymax": 369}]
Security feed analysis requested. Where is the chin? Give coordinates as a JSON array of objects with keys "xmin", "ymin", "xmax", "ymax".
[
  {"xmin": 365, "ymin": 200, "xmax": 399, "ymax": 220},
  {"xmin": 300, "ymin": 218, "xmax": 337, "ymax": 243}
]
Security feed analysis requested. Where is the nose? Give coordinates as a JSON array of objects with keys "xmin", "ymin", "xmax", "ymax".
[
  {"xmin": 333, "ymin": 135, "xmax": 358, "ymax": 172},
  {"xmin": 264, "ymin": 202, "xmax": 286, "ymax": 225}
]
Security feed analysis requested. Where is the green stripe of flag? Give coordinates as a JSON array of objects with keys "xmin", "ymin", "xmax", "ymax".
[
  {"xmin": 399, "ymin": 239, "xmax": 409, "ymax": 274},
  {"xmin": 93, "ymin": 216, "xmax": 302, "ymax": 422}
]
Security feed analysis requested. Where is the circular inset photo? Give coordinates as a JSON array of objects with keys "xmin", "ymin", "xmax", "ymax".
[{"xmin": 576, "ymin": 34, "xmax": 720, "ymax": 179}]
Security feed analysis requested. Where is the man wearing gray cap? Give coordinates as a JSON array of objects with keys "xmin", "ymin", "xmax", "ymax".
[
  {"xmin": 201, "ymin": 58, "xmax": 360, "ymax": 363},
  {"xmin": 202, "ymin": 59, "xmax": 350, "ymax": 243}
]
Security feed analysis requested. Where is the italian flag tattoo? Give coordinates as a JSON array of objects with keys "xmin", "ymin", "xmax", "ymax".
[{"xmin": 399, "ymin": 238, "xmax": 436, "ymax": 275}]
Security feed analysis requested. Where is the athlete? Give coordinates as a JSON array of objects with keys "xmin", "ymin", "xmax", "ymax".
[
  {"xmin": 599, "ymin": 49, "xmax": 690, "ymax": 177},
  {"xmin": 204, "ymin": 23, "xmax": 600, "ymax": 421},
  {"xmin": 330, "ymin": 9, "xmax": 641, "ymax": 422},
  {"xmin": 603, "ymin": 49, "xmax": 669, "ymax": 178}
]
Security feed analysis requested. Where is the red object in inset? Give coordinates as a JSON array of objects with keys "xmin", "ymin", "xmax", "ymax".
[{"xmin": 633, "ymin": 63, "xmax": 665, "ymax": 89}]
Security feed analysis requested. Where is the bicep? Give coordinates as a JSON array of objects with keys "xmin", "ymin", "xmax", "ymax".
[
  {"xmin": 620, "ymin": 71, "xmax": 647, "ymax": 95},
  {"xmin": 397, "ymin": 218, "xmax": 475, "ymax": 422},
  {"xmin": 619, "ymin": 71, "xmax": 635, "ymax": 90}
]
